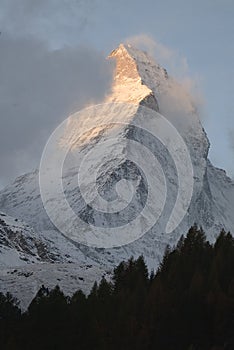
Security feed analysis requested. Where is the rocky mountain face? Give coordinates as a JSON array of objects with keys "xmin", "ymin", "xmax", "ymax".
[
  {"xmin": 0, "ymin": 212, "xmax": 52, "ymax": 265},
  {"xmin": 0, "ymin": 44, "xmax": 233, "ymax": 306}
]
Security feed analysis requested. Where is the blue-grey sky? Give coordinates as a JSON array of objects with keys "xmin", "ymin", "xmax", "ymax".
[{"xmin": 0, "ymin": 0, "xmax": 233, "ymax": 186}]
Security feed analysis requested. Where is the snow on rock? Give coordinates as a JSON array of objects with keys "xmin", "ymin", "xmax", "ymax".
[
  {"xmin": 0, "ymin": 212, "xmax": 52, "ymax": 266},
  {"xmin": 0, "ymin": 212, "xmax": 99, "ymax": 266}
]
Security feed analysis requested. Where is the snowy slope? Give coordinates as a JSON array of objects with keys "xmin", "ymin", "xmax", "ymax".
[
  {"xmin": 0, "ymin": 44, "xmax": 233, "ymax": 305},
  {"xmin": 0, "ymin": 263, "xmax": 110, "ymax": 310},
  {"xmin": 0, "ymin": 211, "xmax": 103, "ymax": 266}
]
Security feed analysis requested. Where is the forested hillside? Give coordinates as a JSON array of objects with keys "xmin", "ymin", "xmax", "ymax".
[{"xmin": 1, "ymin": 226, "xmax": 234, "ymax": 350}]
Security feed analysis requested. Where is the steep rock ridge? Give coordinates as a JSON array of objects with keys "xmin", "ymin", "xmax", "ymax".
[
  {"xmin": 0, "ymin": 44, "xmax": 233, "ymax": 304},
  {"xmin": 107, "ymin": 44, "xmax": 159, "ymax": 111},
  {"xmin": 108, "ymin": 44, "xmax": 209, "ymax": 182}
]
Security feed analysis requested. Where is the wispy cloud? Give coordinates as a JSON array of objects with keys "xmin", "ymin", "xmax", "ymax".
[
  {"xmin": 124, "ymin": 34, "xmax": 188, "ymax": 76},
  {"xmin": 124, "ymin": 34, "xmax": 204, "ymax": 115},
  {"xmin": 124, "ymin": 34, "xmax": 204, "ymax": 111}
]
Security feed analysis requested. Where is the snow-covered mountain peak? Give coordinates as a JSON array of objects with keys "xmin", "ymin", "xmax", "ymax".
[
  {"xmin": 108, "ymin": 43, "xmax": 167, "ymax": 87},
  {"xmin": 107, "ymin": 43, "xmax": 166, "ymax": 109},
  {"xmin": 0, "ymin": 44, "xmax": 233, "ymax": 305}
]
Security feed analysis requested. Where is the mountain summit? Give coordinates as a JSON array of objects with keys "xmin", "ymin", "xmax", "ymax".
[
  {"xmin": 0, "ymin": 44, "xmax": 233, "ymax": 306},
  {"xmin": 107, "ymin": 43, "xmax": 161, "ymax": 109}
]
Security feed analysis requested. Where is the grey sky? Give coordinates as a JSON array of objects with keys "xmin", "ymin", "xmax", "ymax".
[
  {"xmin": 0, "ymin": 33, "xmax": 113, "ymax": 187},
  {"xmin": 230, "ymin": 130, "xmax": 234, "ymax": 151},
  {"xmin": 0, "ymin": 0, "xmax": 234, "ymax": 186}
]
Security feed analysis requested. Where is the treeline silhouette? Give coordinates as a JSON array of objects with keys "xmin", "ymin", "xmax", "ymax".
[{"xmin": 1, "ymin": 225, "xmax": 234, "ymax": 349}]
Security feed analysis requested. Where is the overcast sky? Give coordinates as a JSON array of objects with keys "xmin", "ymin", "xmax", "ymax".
[{"xmin": 0, "ymin": 0, "xmax": 233, "ymax": 187}]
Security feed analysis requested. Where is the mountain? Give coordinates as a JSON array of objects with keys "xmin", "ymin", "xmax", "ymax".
[{"xmin": 0, "ymin": 43, "xmax": 233, "ymax": 306}]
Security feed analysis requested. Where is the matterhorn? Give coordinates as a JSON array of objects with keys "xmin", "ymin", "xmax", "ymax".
[{"xmin": 0, "ymin": 44, "xmax": 233, "ymax": 308}]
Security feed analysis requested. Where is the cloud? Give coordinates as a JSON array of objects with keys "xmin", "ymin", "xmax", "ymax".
[
  {"xmin": 0, "ymin": 0, "xmax": 95, "ymax": 48},
  {"xmin": 124, "ymin": 34, "xmax": 204, "ymax": 114},
  {"xmin": 124, "ymin": 34, "xmax": 188, "ymax": 76},
  {"xmin": 124, "ymin": 34, "xmax": 204, "ymax": 111},
  {"xmin": 0, "ymin": 34, "xmax": 113, "ymax": 188}
]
